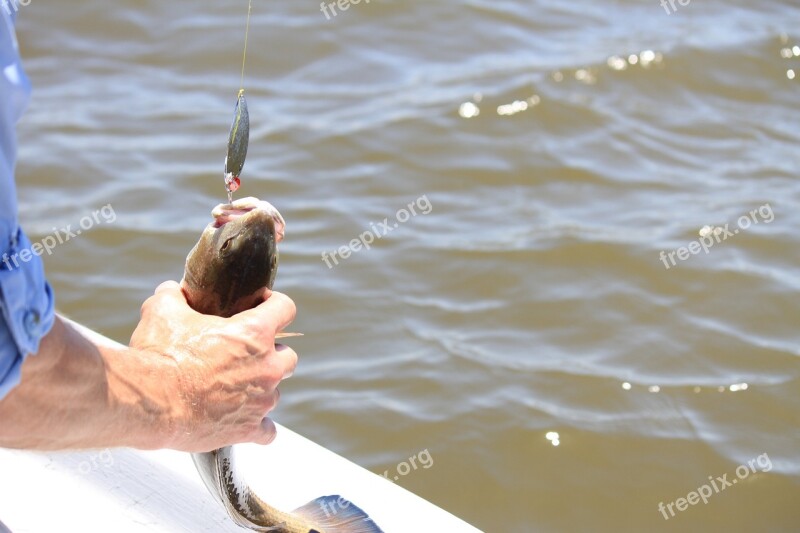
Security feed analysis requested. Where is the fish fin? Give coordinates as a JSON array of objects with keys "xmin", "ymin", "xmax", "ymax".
[
  {"xmin": 275, "ymin": 332, "xmax": 304, "ymax": 339},
  {"xmin": 292, "ymin": 495, "xmax": 384, "ymax": 533}
]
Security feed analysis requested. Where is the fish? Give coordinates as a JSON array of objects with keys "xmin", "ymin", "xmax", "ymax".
[
  {"xmin": 181, "ymin": 197, "xmax": 383, "ymax": 533},
  {"xmin": 181, "ymin": 197, "xmax": 279, "ymax": 319}
]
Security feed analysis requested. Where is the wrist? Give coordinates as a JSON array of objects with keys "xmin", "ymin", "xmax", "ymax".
[{"xmin": 105, "ymin": 346, "xmax": 185, "ymax": 450}]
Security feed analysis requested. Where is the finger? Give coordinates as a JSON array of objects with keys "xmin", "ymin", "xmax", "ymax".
[
  {"xmin": 236, "ymin": 291, "xmax": 297, "ymax": 336},
  {"xmin": 154, "ymin": 280, "xmax": 181, "ymax": 295},
  {"xmin": 273, "ymin": 387, "xmax": 281, "ymax": 407},
  {"xmin": 143, "ymin": 280, "xmax": 193, "ymax": 316},
  {"xmin": 254, "ymin": 388, "xmax": 281, "ymax": 418},
  {"xmin": 140, "ymin": 281, "xmax": 183, "ymax": 317},
  {"xmin": 253, "ymin": 417, "xmax": 277, "ymax": 445},
  {"xmin": 274, "ymin": 344, "xmax": 298, "ymax": 379}
]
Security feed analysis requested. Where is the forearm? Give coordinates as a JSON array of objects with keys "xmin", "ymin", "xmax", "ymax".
[
  {"xmin": 0, "ymin": 282, "xmax": 297, "ymax": 453},
  {"xmin": 0, "ymin": 315, "xmax": 177, "ymax": 451}
]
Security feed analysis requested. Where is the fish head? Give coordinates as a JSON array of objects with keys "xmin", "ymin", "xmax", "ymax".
[{"xmin": 181, "ymin": 197, "xmax": 285, "ymax": 317}]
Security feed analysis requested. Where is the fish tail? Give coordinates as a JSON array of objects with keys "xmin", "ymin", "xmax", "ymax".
[{"xmin": 292, "ymin": 495, "xmax": 384, "ymax": 533}]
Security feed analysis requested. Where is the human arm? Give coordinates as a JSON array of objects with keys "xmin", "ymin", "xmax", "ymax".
[{"xmin": 0, "ymin": 281, "xmax": 297, "ymax": 452}]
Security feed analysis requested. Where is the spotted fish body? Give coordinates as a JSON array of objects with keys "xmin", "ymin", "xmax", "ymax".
[{"xmin": 181, "ymin": 198, "xmax": 383, "ymax": 533}]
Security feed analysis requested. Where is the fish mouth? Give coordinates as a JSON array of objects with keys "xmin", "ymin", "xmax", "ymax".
[{"xmin": 211, "ymin": 196, "xmax": 286, "ymax": 242}]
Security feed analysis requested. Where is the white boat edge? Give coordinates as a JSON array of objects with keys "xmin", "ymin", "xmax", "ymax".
[{"xmin": 0, "ymin": 421, "xmax": 483, "ymax": 532}]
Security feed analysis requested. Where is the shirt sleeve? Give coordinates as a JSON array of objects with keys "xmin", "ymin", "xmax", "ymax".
[
  {"xmin": 0, "ymin": 10, "xmax": 56, "ymax": 400},
  {"xmin": 0, "ymin": 230, "xmax": 56, "ymax": 400}
]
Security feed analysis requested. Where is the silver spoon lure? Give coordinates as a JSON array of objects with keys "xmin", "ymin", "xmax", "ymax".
[{"xmin": 224, "ymin": 89, "xmax": 249, "ymax": 204}]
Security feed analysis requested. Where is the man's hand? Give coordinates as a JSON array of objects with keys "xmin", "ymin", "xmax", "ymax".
[
  {"xmin": 0, "ymin": 282, "xmax": 297, "ymax": 452},
  {"xmin": 130, "ymin": 281, "xmax": 297, "ymax": 452}
]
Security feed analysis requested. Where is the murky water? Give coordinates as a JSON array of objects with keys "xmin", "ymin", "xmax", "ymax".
[{"xmin": 11, "ymin": 0, "xmax": 800, "ymax": 531}]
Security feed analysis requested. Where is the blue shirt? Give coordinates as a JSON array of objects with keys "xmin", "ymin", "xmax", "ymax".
[{"xmin": 0, "ymin": 10, "xmax": 55, "ymax": 400}]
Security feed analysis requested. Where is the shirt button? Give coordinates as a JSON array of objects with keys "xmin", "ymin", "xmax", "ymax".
[
  {"xmin": 24, "ymin": 309, "xmax": 42, "ymax": 339},
  {"xmin": 10, "ymin": 228, "xmax": 19, "ymax": 250}
]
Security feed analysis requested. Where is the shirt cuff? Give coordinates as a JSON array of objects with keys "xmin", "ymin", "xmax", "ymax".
[{"xmin": 0, "ymin": 228, "xmax": 55, "ymax": 400}]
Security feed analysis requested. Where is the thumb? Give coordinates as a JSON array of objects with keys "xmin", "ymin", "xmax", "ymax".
[
  {"xmin": 141, "ymin": 280, "xmax": 192, "ymax": 317},
  {"xmin": 155, "ymin": 280, "xmax": 182, "ymax": 295}
]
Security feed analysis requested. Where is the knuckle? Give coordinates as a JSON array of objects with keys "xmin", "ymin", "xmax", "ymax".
[
  {"xmin": 284, "ymin": 294, "xmax": 298, "ymax": 314},
  {"xmin": 256, "ymin": 388, "xmax": 280, "ymax": 414},
  {"xmin": 262, "ymin": 364, "xmax": 284, "ymax": 386},
  {"xmin": 273, "ymin": 291, "xmax": 297, "ymax": 317},
  {"xmin": 139, "ymin": 295, "xmax": 156, "ymax": 316}
]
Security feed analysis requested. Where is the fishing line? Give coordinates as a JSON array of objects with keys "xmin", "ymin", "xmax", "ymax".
[
  {"xmin": 224, "ymin": 0, "xmax": 253, "ymax": 204},
  {"xmin": 240, "ymin": 0, "xmax": 252, "ymax": 92}
]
